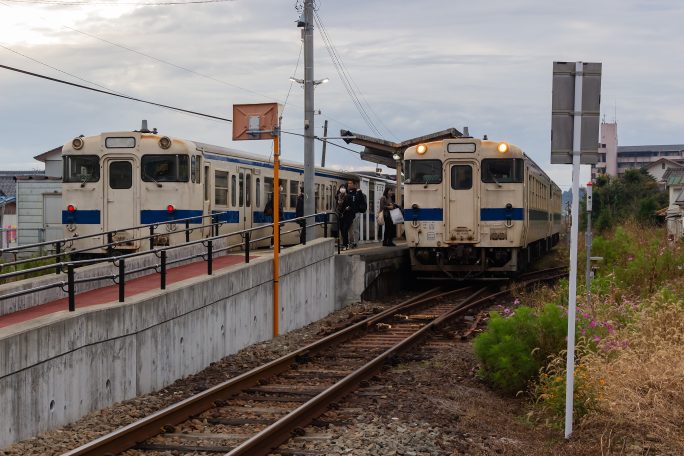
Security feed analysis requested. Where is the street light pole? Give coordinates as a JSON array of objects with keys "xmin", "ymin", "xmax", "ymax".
[{"xmin": 303, "ymin": 0, "xmax": 315, "ymax": 240}]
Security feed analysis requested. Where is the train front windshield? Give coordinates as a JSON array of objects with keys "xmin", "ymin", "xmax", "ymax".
[
  {"xmin": 63, "ymin": 155, "xmax": 100, "ymax": 183},
  {"xmin": 481, "ymin": 158, "xmax": 524, "ymax": 183},
  {"xmin": 405, "ymin": 160, "xmax": 442, "ymax": 184},
  {"xmin": 141, "ymin": 154, "xmax": 189, "ymax": 182}
]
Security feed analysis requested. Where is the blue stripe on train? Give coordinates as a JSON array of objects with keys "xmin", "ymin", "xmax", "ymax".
[
  {"xmin": 480, "ymin": 208, "xmax": 524, "ymax": 221},
  {"xmin": 212, "ymin": 210, "xmax": 240, "ymax": 223},
  {"xmin": 140, "ymin": 209, "xmax": 204, "ymax": 224},
  {"xmin": 405, "ymin": 207, "xmax": 526, "ymax": 222},
  {"xmin": 62, "ymin": 210, "xmax": 101, "ymax": 225},
  {"xmin": 406, "ymin": 208, "xmax": 444, "ymax": 221}
]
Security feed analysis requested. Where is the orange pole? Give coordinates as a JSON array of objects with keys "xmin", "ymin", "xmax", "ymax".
[{"xmin": 272, "ymin": 132, "xmax": 280, "ymax": 337}]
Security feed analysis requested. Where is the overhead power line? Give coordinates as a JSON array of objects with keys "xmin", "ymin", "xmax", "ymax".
[
  {"xmin": 2, "ymin": 0, "xmax": 233, "ymax": 5},
  {"xmin": 0, "ymin": 64, "xmax": 366, "ymax": 158},
  {"xmin": 314, "ymin": 10, "xmax": 398, "ymax": 141},
  {"xmin": 0, "ymin": 64, "xmax": 233, "ymax": 122}
]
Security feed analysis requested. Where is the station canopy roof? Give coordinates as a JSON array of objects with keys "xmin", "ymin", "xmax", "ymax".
[{"xmin": 339, "ymin": 128, "xmax": 462, "ymax": 167}]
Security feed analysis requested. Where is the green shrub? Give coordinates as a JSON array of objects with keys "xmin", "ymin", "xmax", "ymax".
[{"xmin": 474, "ymin": 304, "xmax": 567, "ymax": 395}]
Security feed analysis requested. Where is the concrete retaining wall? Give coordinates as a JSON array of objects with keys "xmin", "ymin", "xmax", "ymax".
[
  {"xmin": 0, "ymin": 238, "xmax": 336, "ymax": 448},
  {"xmin": 335, "ymin": 246, "xmax": 410, "ymax": 305}
]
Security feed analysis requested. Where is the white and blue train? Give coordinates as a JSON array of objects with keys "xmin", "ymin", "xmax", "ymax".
[
  {"xmin": 60, "ymin": 125, "xmax": 393, "ymax": 255},
  {"xmin": 402, "ymin": 137, "xmax": 562, "ymax": 277}
]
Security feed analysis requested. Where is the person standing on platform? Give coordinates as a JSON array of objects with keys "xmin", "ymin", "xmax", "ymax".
[
  {"xmin": 295, "ymin": 186, "xmax": 306, "ymax": 244},
  {"xmin": 334, "ymin": 184, "xmax": 347, "ymax": 240},
  {"xmin": 264, "ymin": 188, "xmax": 283, "ymax": 249},
  {"xmin": 380, "ymin": 187, "xmax": 397, "ymax": 246},
  {"xmin": 340, "ymin": 181, "xmax": 358, "ymax": 250}
]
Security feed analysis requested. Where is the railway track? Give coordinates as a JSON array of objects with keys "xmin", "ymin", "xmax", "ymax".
[{"xmin": 65, "ymin": 268, "xmax": 566, "ymax": 456}]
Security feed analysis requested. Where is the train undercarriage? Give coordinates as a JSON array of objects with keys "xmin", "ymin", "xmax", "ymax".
[{"xmin": 410, "ymin": 234, "xmax": 560, "ymax": 279}]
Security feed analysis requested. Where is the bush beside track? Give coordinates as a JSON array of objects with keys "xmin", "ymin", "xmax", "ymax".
[{"xmin": 474, "ymin": 222, "xmax": 684, "ymax": 454}]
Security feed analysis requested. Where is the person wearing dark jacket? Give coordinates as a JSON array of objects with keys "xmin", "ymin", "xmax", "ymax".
[
  {"xmin": 295, "ymin": 186, "xmax": 306, "ymax": 244},
  {"xmin": 340, "ymin": 181, "xmax": 356, "ymax": 249},
  {"xmin": 380, "ymin": 187, "xmax": 397, "ymax": 246},
  {"xmin": 264, "ymin": 190, "xmax": 284, "ymax": 249}
]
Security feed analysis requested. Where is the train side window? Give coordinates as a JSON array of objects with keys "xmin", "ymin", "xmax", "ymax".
[
  {"xmin": 256, "ymin": 178, "xmax": 261, "ymax": 208},
  {"xmin": 191, "ymin": 156, "xmax": 196, "ymax": 183},
  {"xmin": 196, "ymin": 156, "xmax": 201, "ymax": 184},
  {"xmin": 450, "ymin": 165, "xmax": 472, "ymax": 190},
  {"xmin": 203, "ymin": 164, "xmax": 209, "ymax": 201},
  {"xmin": 289, "ymin": 180, "xmax": 299, "ymax": 208},
  {"xmin": 239, "ymin": 172, "xmax": 244, "ymax": 207},
  {"xmin": 315, "ymin": 184, "xmax": 320, "ymax": 212},
  {"xmin": 231, "ymin": 175, "xmax": 237, "ymax": 207},
  {"xmin": 245, "ymin": 173, "xmax": 251, "ymax": 207},
  {"xmin": 109, "ymin": 161, "xmax": 132, "ymax": 189},
  {"xmin": 279, "ymin": 179, "xmax": 287, "ymax": 208},
  {"xmin": 265, "ymin": 177, "xmax": 274, "ymax": 206},
  {"xmin": 214, "ymin": 171, "xmax": 228, "ymax": 206}
]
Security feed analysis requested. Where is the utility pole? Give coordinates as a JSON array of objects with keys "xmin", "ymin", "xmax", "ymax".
[
  {"xmin": 321, "ymin": 120, "xmax": 328, "ymax": 167},
  {"xmin": 303, "ymin": 0, "xmax": 315, "ymax": 240}
]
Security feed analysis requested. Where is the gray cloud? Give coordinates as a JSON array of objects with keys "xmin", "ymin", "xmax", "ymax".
[{"xmin": 0, "ymin": 0, "xmax": 682, "ymax": 186}]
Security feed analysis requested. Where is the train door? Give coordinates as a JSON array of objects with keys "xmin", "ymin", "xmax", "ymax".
[
  {"xmin": 445, "ymin": 160, "xmax": 479, "ymax": 243},
  {"xmin": 239, "ymin": 168, "xmax": 253, "ymax": 231},
  {"xmin": 103, "ymin": 157, "xmax": 138, "ymax": 248}
]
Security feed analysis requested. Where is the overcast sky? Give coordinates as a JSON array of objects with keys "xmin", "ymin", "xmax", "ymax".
[{"xmin": 2, "ymin": 0, "xmax": 683, "ymax": 189}]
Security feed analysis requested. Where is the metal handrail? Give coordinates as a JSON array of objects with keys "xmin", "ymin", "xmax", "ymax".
[
  {"xmin": 0, "ymin": 212, "xmax": 342, "ymax": 312},
  {"xmin": 0, "ymin": 208, "xmax": 235, "ymax": 255},
  {"xmin": 0, "ymin": 208, "xmax": 333, "ymax": 273}
]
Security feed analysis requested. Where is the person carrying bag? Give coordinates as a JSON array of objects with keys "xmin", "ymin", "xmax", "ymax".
[{"xmin": 380, "ymin": 187, "xmax": 398, "ymax": 246}]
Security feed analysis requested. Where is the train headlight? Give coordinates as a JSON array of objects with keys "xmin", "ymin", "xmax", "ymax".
[
  {"xmin": 497, "ymin": 142, "xmax": 509, "ymax": 153},
  {"xmin": 166, "ymin": 204, "xmax": 175, "ymax": 214},
  {"xmin": 159, "ymin": 136, "xmax": 172, "ymax": 149},
  {"xmin": 72, "ymin": 137, "xmax": 84, "ymax": 150},
  {"xmin": 416, "ymin": 144, "xmax": 428, "ymax": 155}
]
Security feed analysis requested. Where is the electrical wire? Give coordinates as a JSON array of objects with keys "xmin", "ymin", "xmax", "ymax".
[
  {"xmin": 314, "ymin": 10, "xmax": 397, "ymax": 140},
  {"xmin": 315, "ymin": 10, "xmax": 398, "ymax": 140},
  {"xmin": 313, "ymin": 11, "xmax": 381, "ymax": 137},
  {"xmin": 0, "ymin": 0, "xmax": 366, "ymax": 139},
  {"xmin": 2, "ymin": 0, "xmax": 233, "ymax": 5},
  {"xmin": 0, "ymin": 64, "xmax": 233, "ymax": 122},
  {"xmin": 0, "ymin": 0, "xmax": 277, "ymax": 103}
]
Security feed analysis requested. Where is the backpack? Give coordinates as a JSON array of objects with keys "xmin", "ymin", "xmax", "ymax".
[{"xmin": 356, "ymin": 191, "xmax": 367, "ymax": 213}]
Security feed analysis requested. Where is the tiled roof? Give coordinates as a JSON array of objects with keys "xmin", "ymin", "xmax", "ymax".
[
  {"xmin": 664, "ymin": 168, "xmax": 684, "ymax": 186},
  {"xmin": 0, "ymin": 195, "xmax": 16, "ymax": 207},
  {"xmin": 0, "ymin": 171, "xmax": 44, "ymax": 198}
]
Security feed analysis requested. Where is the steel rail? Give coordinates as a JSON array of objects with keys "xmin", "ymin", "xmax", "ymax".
[
  {"xmin": 62, "ymin": 286, "xmax": 450, "ymax": 456},
  {"xmin": 64, "ymin": 272, "xmax": 564, "ymax": 456}
]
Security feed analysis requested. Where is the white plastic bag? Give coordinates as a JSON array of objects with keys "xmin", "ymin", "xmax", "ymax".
[
  {"xmin": 389, "ymin": 207, "xmax": 404, "ymax": 224},
  {"xmin": 376, "ymin": 211, "xmax": 384, "ymax": 226}
]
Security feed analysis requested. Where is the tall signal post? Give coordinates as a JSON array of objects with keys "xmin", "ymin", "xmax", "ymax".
[{"xmin": 302, "ymin": 0, "xmax": 315, "ymax": 240}]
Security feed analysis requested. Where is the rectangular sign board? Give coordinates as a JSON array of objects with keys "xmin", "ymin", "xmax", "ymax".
[
  {"xmin": 233, "ymin": 103, "xmax": 283, "ymax": 141},
  {"xmin": 551, "ymin": 62, "xmax": 602, "ymax": 165}
]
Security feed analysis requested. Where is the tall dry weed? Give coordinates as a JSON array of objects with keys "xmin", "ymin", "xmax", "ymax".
[{"xmin": 582, "ymin": 293, "xmax": 684, "ymax": 454}]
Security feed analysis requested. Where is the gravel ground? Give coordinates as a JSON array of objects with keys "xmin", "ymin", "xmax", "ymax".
[
  {"xmin": 0, "ymin": 297, "xmax": 399, "ymax": 456},
  {"xmin": 2, "ymin": 286, "xmax": 593, "ymax": 456}
]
